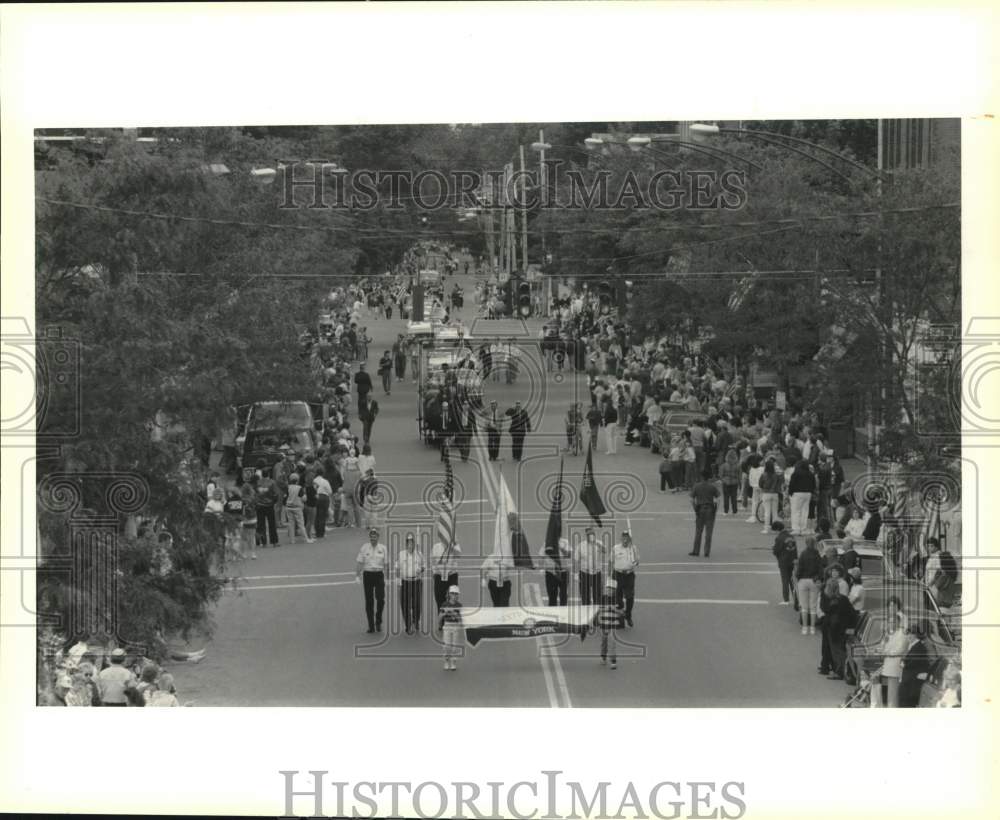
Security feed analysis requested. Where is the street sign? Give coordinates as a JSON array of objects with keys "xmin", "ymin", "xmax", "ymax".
[{"xmin": 775, "ymin": 390, "xmax": 787, "ymax": 410}]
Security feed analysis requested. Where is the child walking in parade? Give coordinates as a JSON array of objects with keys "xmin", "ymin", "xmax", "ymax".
[
  {"xmin": 439, "ymin": 585, "xmax": 465, "ymax": 672},
  {"xmin": 598, "ymin": 579, "xmax": 625, "ymax": 670}
]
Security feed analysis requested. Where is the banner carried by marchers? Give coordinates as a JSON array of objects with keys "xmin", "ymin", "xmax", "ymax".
[{"xmin": 460, "ymin": 605, "xmax": 601, "ymax": 646}]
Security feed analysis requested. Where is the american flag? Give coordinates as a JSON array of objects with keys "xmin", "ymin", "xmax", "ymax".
[{"xmin": 437, "ymin": 445, "xmax": 456, "ymax": 552}]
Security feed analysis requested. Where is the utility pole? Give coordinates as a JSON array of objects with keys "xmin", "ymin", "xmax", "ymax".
[
  {"xmin": 499, "ymin": 165, "xmax": 509, "ymax": 275},
  {"xmin": 538, "ymin": 128, "xmax": 549, "ymax": 311},
  {"xmin": 519, "ymin": 144, "xmax": 529, "ymax": 276},
  {"xmin": 871, "ymin": 118, "xmax": 885, "ymax": 467},
  {"xmin": 484, "ymin": 179, "xmax": 496, "ymax": 273},
  {"xmin": 506, "ymin": 161, "xmax": 516, "ymax": 275}
]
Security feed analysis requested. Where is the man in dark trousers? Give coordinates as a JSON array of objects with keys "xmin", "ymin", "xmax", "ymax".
[
  {"xmin": 505, "ymin": 400, "xmax": 531, "ymax": 461},
  {"xmin": 392, "ymin": 334, "xmax": 407, "ymax": 380},
  {"xmin": 357, "ymin": 395, "xmax": 379, "ymax": 446},
  {"xmin": 457, "ymin": 403, "xmax": 477, "ymax": 462},
  {"xmin": 486, "ymin": 400, "xmax": 502, "ymax": 461},
  {"xmin": 689, "ymin": 468, "xmax": 719, "ymax": 558},
  {"xmin": 353, "ymin": 363, "xmax": 373, "ymax": 406},
  {"xmin": 439, "ymin": 401, "xmax": 458, "ymax": 462}
]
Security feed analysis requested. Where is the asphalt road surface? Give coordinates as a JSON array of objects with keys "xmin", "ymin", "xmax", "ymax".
[{"xmin": 171, "ymin": 269, "xmax": 851, "ymax": 707}]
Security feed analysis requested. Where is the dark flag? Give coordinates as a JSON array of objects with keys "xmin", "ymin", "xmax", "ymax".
[
  {"xmin": 580, "ymin": 442, "xmax": 606, "ymax": 526},
  {"xmin": 545, "ymin": 458, "xmax": 565, "ymax": 570}
]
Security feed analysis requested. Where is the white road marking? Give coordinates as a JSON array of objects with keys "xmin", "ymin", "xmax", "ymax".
[
  {"xmin": 243, "ymin": 571, "xmax": 355, "ymax": 580},
  {"xmin": 391, "ymin": 499, "xmax": 491, "ymax": 507},
  {"xmin": 525, "ymin": 582, "xmax": 571, "ymax": 708},
  {"xmin": 233, "ymin": 580, "xmax": 357, "ymax": 591},
  {"xmin": 238, "ymin": 568, "xmax": 774, "ymax": 592},
  {"xmin": 639, "ymin": 570, "xmax": 774, "ymax": 576},
  {"xmin": 635, "ymin": 598, "xmax": 769, "ymax": 605},
  {"xmin": 641, "ymin": 562, "xmax": 773, "ymax": 567}
]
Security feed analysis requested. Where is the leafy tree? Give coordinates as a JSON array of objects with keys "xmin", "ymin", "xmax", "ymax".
[{"xmin": 35, "ymin": 132, "xmax": 354, "ymax": 671}]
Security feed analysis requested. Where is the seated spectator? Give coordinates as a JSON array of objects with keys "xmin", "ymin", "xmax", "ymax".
[
  {"xmin": 146, "ymin": 672, "xmax": 182, "ymax": 707},
  {"xmin": 136, "ymin": 664, "xmax": 160, "ymax": 702},
  {"xmin": 847, "ymin": 567, "xmax": 865, "ymax": 611},
  {"xmin": 844, "ymin": 507, "xmax": 868, "ymax": 539}
]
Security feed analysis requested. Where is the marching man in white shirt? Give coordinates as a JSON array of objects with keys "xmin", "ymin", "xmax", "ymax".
[
  {"xmin": 395, "ymin": 533, "xmax": 425, "ymax": 635},
  {"xmin": 612, "ymin": 528, "xmax": 640, "ymax": 627},
  {"xmin": 574, "ymin": 527, "xmax": 604, "ymax": 607},
  {"xmin": 355, "ymin": 528, "xmax": 388, "ymax": 633}
]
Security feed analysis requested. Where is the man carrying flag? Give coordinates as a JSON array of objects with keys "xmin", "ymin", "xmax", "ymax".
[
  {"xmin": 482, "ymin": 472, "xmax": 517, "ymax": 606},
  {"xmin": 431, "ymin": 446, "xmax": 461, "ymax": 611},
  {"xmin": 579, "ymin": 441, "xmax": 608, "ymax": 527},
  {"xmin": 539, "ymin": 459, "xmax": 571, "ymax": 606}
]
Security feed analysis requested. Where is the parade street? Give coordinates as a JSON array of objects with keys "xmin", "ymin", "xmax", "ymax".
[{"xmin": 170, "ymin": 270, "xmax": 851, "ymax": 707}]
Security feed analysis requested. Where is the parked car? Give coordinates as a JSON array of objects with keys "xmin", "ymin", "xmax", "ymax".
[
  {"xmin": 650, "ymin": 411, "xmax": 706, "ymax": 454},
  {"xmin": 236, "ymin": 401, "xmax": 321, "ymax": 469},
  {"xmin": 818, "ymin": 538, "xmax": 895, "ymax": 583},
  {"xmin": 844, "ymin": 580, "xmax": 958, "ymax": 688}
]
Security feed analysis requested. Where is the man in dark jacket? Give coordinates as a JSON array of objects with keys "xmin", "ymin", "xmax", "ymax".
[
  {"xmin": 771, "ymin": 521, "xmax": 798, "ymax": 606},
  {"xmin": 821, "ymin": 580, "xmax": 858, "ymax": 680},
  {"xmin": 485, "ymin": 401, "xmax": 501, "ymax": 461},
  {"xmin": 508, "ymin": 513, "xmax": 534, "ymax": 569},
  {"xmin": 392, "ymin": 335, "xmax": 407, "ymax": 380},
  {"xmin": 456, "ymin": 404, "xmax": 477, "ymax": 462},
  {"xmin": 354, "ymin": 363, "xmax": 373, "ymax": 404},
  {"xmin": 357, "ymin": 396, "xmax": 379, "ymax": 446},
  {"xmin": 688, "ymin": 469, "xmax": 719, "ymax": 558},
  {"xmin": 585, "ymin": 402, "xmax": 603, "ymax": 450},
  {"xmin": 505, "ymin": 401, "xmax": 531, "ymax": 461}
]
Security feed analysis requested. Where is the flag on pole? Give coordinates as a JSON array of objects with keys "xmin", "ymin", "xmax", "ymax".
[
  {"xmin": 492, "ymin": 472, "xmax": 514, "ymax": 586},
  {"xmin": 493, "ymin": 473, "xmax": 514, "ymax": 558},
  {"xmin": 579, "ymin": 442, "xmax": 607, "ymax": 526},
  {"xmin": 545, "ymin": 459, "xmax": 565, "ymax": 570},
  {"xmin": 437, "ymin": 445, "xmax": 456, "ymax": 555}
]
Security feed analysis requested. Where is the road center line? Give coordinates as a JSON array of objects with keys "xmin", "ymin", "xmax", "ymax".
[
  {"xmin": 635, "ymin": 598, "xmax": 770, "ymax": 605},
  {"xmin": 525, "ymin": 582, "xmax": 571, "ymax": 708}
]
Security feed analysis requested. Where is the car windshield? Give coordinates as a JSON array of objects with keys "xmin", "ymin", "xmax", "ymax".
[
  {"xmin": 865, "ymin": 583, "xmax": 935, "ymax": 614},
  {"xmin": 858, "ymin": 555, "xmax": 884, "ymax": 579},
  {"xmin": 860, "ymin": 583, "xmax": 953, "ymax": 645},
  {"xmin": 246, "ymin": 429, "xmax": 312, "ymax": 451},
  {"xmin": 248, "ymin": 403, "xmax": 312, "ymax": 430}
]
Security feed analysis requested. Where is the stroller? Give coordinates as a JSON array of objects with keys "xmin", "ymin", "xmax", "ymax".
[{"xmin": 841, "ymin": 673, "xmax": 874, "ymax": 708}]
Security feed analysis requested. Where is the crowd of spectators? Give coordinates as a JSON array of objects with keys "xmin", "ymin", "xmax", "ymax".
[{"xmin": 41, "ymin": 638, "xmax": 188, "ymax": 707}]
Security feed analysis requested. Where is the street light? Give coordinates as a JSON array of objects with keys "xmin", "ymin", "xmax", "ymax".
[
  {"xmin": 250, "ymin": 167, "xmax": 277, "ymax": 185},
  {"xmin": 618, "ymin": 134, "xmax": 763, "ymax": 172},
  {"xmin": 690, "ymin": 122, "xmax": 880, "ymax": 183}
]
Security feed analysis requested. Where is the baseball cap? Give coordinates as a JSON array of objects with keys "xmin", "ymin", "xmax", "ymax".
[
  {"xmin": 368, "ymin": 528, "xmax": 379, "ymax": 535},
  {"xmin": 448, "ymin": 585, "xmax": 460, "ymax": 595}
]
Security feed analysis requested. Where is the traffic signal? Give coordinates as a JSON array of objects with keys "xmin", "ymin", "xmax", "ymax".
[
  {"xmin": 597, "ymin": 280, "xmax": 614, "ymax": 314},
  {"xmin": 517, "ymin": 280, "xmax": 533, "ymax": 318},
  {"xmin": 501, "ymin": 278, "xmax": 514, "ymax": 315}
]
